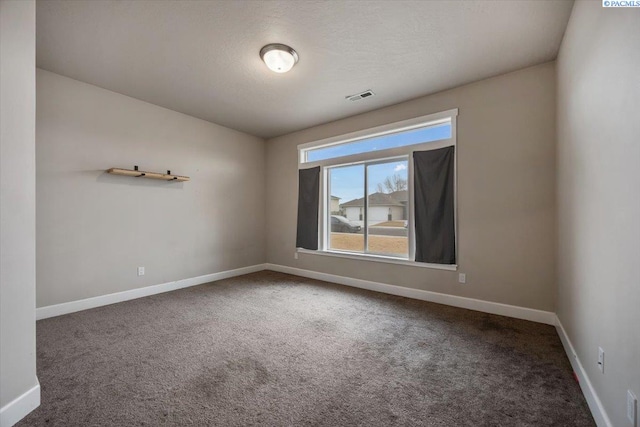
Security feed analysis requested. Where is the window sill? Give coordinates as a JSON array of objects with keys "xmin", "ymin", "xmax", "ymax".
[{"xmin": 296, "ymin": 248, "xmax": 457, "ymax": 271}]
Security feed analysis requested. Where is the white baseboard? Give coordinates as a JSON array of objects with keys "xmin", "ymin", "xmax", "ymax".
[
  {"xmin": 0, "ymin": 379, "xmax": 40, "ymax": 427},
  {"xmin": 555, "ymin": 316, "xmax": 612, "ymax": 427},
  {"xmin": 36, "ymin": 264, "xmax": 267, "ymax": 320},
  {"xmin": 37, "ymin": 262, "xmax": 556, "ymax": 325},
  {"xmin": 265, "ymin": 263, "xmax": 556, "ymax": 325}
]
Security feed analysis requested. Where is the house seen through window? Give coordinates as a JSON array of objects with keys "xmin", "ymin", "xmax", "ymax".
[{"xmin": 328, "ymin": 160, "xmax": 409, "ymax": 257}]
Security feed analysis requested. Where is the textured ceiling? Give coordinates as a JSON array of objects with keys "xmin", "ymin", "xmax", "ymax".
[{"xmin": 36, "ymin": 0, "xmax": 574, "ymax": 138}]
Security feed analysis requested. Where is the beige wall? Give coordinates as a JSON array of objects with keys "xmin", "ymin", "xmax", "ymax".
[
  {"xmin": 0, "ymin": 0, "xmax": 39, "ymax": 421},
  {"xmin": 557, "ymin": 2, "xmax": 640, "ymax": 426},
  {"xmin": 36, "ymin": 69, "xmax": 265, "ymax": 308},
  {"xmin": 266, "ymin": 62, "xmax": 557, "ymax": 311}
]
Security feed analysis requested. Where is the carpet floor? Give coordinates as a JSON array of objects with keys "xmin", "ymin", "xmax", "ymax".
[{"xmin": 19, "ymin": 271, "xmax": 594, "ymax": 426}]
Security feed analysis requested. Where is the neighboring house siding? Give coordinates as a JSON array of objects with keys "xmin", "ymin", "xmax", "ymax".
[
  {"xmin": 389, "ymin": 206, "xmax": 404, "ymax": 221},
  {"xmin": 330, "ymin": 197, "xmax": 340, "ymax": 213},
  {"xmin": 345, "ymin": 207, "xmax": 363, "ymax": 221},
  {"xmin": 345, "ymin": 206, "xmax": 404, "ymax": 222},
  {"xmin": 340, "ymin": 191, "xmax": 406, "ymax": 222}
]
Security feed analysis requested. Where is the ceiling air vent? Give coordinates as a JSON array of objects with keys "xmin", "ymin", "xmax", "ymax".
[{"xmin": 346, "ymin": 90, "xmax": 375, "ymax": 102}]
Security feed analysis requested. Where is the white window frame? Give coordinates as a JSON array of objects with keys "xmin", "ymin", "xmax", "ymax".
[{"xmin": 297, "ymin": 108, "xmax": 458, "ymax": 271}]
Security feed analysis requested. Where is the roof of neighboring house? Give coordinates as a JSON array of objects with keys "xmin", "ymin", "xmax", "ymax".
[
  {"xmin": 340, "ymin": 192, "xmax": 404, "ymax": 208},
  {"xmin": 330, "ymin": 195, "xmax": 340, "ymax": 200},
  {"xmin": 389, "ymin": 190, "xmax": 408, "ymax": 203}
]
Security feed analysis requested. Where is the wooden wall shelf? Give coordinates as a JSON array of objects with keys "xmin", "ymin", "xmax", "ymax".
[{"xmin": 107, "ymin": 166, "xmax": 190, "ymax": 182}]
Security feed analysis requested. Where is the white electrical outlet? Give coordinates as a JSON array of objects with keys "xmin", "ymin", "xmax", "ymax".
[
  {"xmin": 137, "ymin": 266, "xmax": 145, "ymax": 276},
  {"xmin": 628, "ymin": 390, "xmax": 637, "ymax": 426},
  {"xmin": 458, "ymin": 273, "xmax": 466, "ymax": 284},
  {"xmin": 598, "ymin": 347, "xmax": 605, "ymax": 373},
  {"xmin": 294, "ymin": 252, "xmax": 299, "ymax": 260}
]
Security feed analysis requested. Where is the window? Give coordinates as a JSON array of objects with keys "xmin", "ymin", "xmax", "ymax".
[
  {"xmin": 305, "ymin": 121, "xmax": 451, "ymax": 163},
  {"xmin": 297, "ymin": 109, "xmax": 457, "ymax": 268},
  {"xmin": 326, "ymin": 159, "xmax": 409, "ymax": 258}
]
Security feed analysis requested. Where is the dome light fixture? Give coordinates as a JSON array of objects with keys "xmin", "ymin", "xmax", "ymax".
[{"xmin": 260, "ymin": 43, "xmax": 299, "ymax": 73}]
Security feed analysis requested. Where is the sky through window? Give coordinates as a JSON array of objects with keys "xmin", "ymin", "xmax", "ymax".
[{"xmin": 306, "ymin": 122, "xmax": 451, "ymax": 163}]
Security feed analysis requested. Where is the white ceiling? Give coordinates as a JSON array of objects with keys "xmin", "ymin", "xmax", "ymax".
[{"xmin": 36, "ymin": 0, "xmax": 574, "ymax": 139}]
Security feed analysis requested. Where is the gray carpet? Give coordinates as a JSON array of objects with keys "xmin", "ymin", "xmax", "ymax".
[{"xmin": 19, "ymin": 271, "xmax": 594, "ymax": 426}]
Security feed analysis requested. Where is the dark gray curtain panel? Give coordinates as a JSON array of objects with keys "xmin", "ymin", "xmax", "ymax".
[
  {"xmin": 296, "ymin": 166, "xmax": 320, "ymax": 250},
  {"xmin": 413, "ymin": 146, "xmax": 456, "ymax": 264}
]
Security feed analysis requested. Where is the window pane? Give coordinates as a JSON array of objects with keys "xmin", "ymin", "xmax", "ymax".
[
  {"xmin": 366, "ymin": 160, "xmax": 409, "ymax": 258},
  {"xmin": 328, "ymin": 164, "xmax": 364, "ymax": 253},
  {"xmin": 306, "ymin": 122, "xmax": 450, "ymax": 163}
]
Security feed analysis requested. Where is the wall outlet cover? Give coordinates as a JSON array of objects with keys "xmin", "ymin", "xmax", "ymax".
[
  {"xmin": 628, "ymin": 390, "xmax": 637, "ymax": 426},
  {"xmin": 137, "ymin": 267, "xmax": 145, "ymax": 276},
  {"xmin": 458, "ymin": 273, "xmax": 466, "ymax": 284},
  {"xmin": 598, "ymin": 347, "xmax": 604, "ymax": 373}
]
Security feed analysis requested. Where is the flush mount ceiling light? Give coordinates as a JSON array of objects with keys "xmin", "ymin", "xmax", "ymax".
[{"xmin": 260, "ymin": 43, "xmax": 299, "ymax": 73}]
